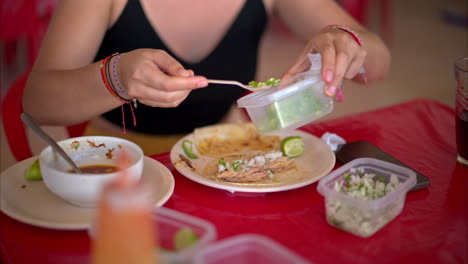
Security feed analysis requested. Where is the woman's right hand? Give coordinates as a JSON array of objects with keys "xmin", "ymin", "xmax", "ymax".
[{"xmin": 116, "ymin": 49, "xmax": 208, "ymax": 108}]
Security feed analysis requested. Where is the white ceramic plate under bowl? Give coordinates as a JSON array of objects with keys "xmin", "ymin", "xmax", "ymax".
[
  {"xmin": 170, "ymin": 129, "xmax": 335, "ymax": 193},
  {"xmin": 0, "ymin": 156, "xmax": 174, "ymax": 230}
]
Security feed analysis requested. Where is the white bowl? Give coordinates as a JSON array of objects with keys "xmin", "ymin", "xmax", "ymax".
[{"xmin": 39, "ymin": 136, "xmax": 144, "ymax": 208}]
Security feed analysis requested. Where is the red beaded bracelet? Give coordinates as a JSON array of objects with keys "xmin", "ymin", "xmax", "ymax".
[
  {"xmin": 99, "ymin": 53, "xmax": 137, "ymax": 134},
  {"xmin": 323, "ymin": 24, "xmax": 364, "ymax": 46}
]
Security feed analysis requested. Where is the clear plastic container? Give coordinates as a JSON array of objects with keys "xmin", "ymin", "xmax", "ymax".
[
  {"xmin": 89, "ymin": 207, "xmax": 217, "ymax": 264},
  {"xmin": 237, "ymin": 55, "xmax": 333, "ymax": 134},
  {"xmin": 157, "ymin": 207, "xmax": 217, "ymax": 263},
  {"xmin": 317, "ymin": 158, "xmax": 417, "ymax": 237},
  {"xmin": 192, "ymin": 234, "xmax": 311, "ymax": 264}
]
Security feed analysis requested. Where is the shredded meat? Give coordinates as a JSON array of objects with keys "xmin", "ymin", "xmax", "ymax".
[
  {"xmin": 214, "ymin": 154, "xmax": 296, "ymax": 183},
  {"xmin": 178, "ymin": 154, "xmax": 195, "ymax": 171},
  {"xmin": 216, "ymin": 167, "xmax": 268, "ymax": 183},
  {"xmin": 87, "ymin": 140, "xmax": 106, "ymax": 148},
  {"xmin": 106, "ymin": 148, "xmax": 115, "ymax": 159},
  {"xmin": 266, "ymin": 157, "xmax": 296, "ymax": 172}
]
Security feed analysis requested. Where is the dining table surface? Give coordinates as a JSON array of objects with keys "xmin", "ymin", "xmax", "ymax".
[{"xmin": 1, "ymin": 98, "xmax": 466, "ymax": 264}]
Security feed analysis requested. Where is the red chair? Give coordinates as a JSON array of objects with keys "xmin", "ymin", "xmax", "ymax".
[
  {"xmin": 1, "ymin": 71, "xmax": 88, "ymax": 161},
  {"xmin": 0, "ymin": 0, "xmax": 56, "ymax": 67}
]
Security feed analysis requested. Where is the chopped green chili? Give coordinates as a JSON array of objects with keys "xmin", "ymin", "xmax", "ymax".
[
  {"xmin": 218, "ymin": 158, "xmax": 226, "ymax": 167},
  {"xmin": 232, "ymin": 160, "xmax": 242, "ymax": 171},
  {"xmin": 344, "ymin": 173, "xmax": 351, "ymax": 183},
  {"xmin": 375, "ymin": 174, "xmax": 385, "ymax": 182},
  {"xmin": 358, "ymin": 169, "xmax": 365, "ymax": 177},
  {"xmin": 248, "ymin": 77, "xmax": 281, "ymax": 88},
  {"xmin": 182, "ymin": 140, "xmax": 198, "ymax": 159}
]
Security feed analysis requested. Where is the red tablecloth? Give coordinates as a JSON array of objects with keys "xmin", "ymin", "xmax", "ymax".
[{"xmin": 1, "ymin": 99, "xmax": 466, "ymax": 264}]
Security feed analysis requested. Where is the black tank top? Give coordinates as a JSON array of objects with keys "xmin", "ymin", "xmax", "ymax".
[{"xmin": 95, "ymin": 0, "xmax": 267, "ymax": 134}]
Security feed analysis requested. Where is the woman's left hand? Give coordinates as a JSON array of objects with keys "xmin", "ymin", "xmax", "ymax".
[{"xmin": 283, "ymin": 27, "xmax": 367, "ymax": 97}]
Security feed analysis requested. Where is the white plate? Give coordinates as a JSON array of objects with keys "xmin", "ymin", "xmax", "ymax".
[
  {"xmin": 170, "ymin": 129, "xmax": 335, "ymax": 193},
  {"xmin": 0, "ymin": 156, "xmax": 174, "ymax": 230}
]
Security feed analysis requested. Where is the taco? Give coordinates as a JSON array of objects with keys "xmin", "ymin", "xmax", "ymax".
[
  {"xmin": 202, "ymin": 150, "xmax": 297, "ymax": 184},
  {"xmin": 194, "ymin": 123, "xmax": 280, "ymax": 158}
]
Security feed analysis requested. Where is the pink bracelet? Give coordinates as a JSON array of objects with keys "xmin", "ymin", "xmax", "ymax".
[{"xmin": 323, "ymin": 24, "xmax": 364, "ymax": 46}]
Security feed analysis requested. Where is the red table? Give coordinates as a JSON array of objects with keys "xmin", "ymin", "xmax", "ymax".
[{"xmin": 1, "ymin": 99, "xmax": 466, "ymax": 264}]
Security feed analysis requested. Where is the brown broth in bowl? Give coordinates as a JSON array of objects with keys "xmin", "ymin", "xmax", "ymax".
[{"xmin": 67, "ymin": 165, "xmax": 119, "ymax": 174}]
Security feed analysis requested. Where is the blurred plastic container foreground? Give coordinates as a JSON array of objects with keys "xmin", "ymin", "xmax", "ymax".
[
  {"xmin": 237, "ymin": 54, "xmax": 333, "ymax": 134},
  {"xmin": 193, "ymin": 234, "xmax": 311, "ymax": 264},
  {"xmin": 317, "ymin": 158, "xmax": 417, "ymax": 237},
  {"xmin": 89, "ymin": 207, "xmax": 217, "ymax": 264},
  {"xmin": 157, "ymin": 207, "xmax": 217, "ymax": 263}
]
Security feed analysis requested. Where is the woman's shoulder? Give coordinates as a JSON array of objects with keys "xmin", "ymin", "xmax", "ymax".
[{"xmin": 56, "ymin": 0, "xmax": 115, "ymax": 28}]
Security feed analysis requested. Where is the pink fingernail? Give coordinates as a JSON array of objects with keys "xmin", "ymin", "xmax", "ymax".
[
  {"xmin": 335, "ymin": 88, "xmax": 344, "ymax": 102},
  {"xmin": 325, "ymin": 71, "xmax": 333, "ymax": 82},
  {"xmin": 197, "ymin": 80, "xmax": 208, "ymax": 88},
  {"xmin": 325, "ymin": 85, "xmax": 337, "ymax": 97}
]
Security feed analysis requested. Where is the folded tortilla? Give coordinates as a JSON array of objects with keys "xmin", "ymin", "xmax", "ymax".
[{"xmin": 194, "ymin": 123, "xmax": 280, "ymax": 157}]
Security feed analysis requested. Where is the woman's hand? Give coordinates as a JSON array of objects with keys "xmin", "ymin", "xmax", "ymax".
[
  {"xmin": 116, "ymin": 49, "xmax": 208, "ymax": 107},
  {"xmin": 283, "ymin": 28, "xmax": 367, "ymax": 97}
]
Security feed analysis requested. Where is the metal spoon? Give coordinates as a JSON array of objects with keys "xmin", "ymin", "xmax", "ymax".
[
  {"xmin": 20, "ymin": 113, "xmax": 82, "ymax": 174},
  {"xmin": 207, "ymin": 79, "xmax": 276, "ymax": 92}
]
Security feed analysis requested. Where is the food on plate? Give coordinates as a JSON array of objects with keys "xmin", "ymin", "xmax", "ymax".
[
  {"xmin": 182, "ymin": 140, "xmax": 198, "ymax": 159},
  {"xmin": 326, "ymin": 168, "xmax": 402, "ymax": 237},
  {"xmin": 280, "ymin": 136, "xmax": 304, "ymax": 158},
  {"xmin": 194, "ymin": 123, "xmax": 280, "ymax": 157},
  {"xmin": 248, "ymin": 77, "xmax": 281, "ymax": 88},
  {"xmin": 71, "ymin": 140, "xmax": 80, "ymax": 150},
  {"xmin": 174, "ymin": 123, "xmax": 309, "ymax": 185},
  {"xmin": 176, "ymin": 154, "xmax": 196, "ymax": 172},
  {"xmin": 203, "ymin": 150, "xmax": 297, "ymax": 183},
  {"xmin": 24, "ymin": 159, "xmax": 42, "ymax": 180}
]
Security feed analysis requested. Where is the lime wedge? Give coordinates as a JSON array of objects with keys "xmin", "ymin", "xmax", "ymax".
[
  {"xmin": 281, "ymin": 136, "xmax": 304, "ymax": 158},
  {"xmin": 173, "ymin": 227, "xmax": 198, "ymax": 251},
  {"xmin": 25, "ymin": 159, "xmax": 42, "ymax": 180}
]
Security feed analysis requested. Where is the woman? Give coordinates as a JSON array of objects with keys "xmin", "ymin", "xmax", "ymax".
[{"xmin": 23, "ymin": 0, "xmax": 390, "ymax": 155}]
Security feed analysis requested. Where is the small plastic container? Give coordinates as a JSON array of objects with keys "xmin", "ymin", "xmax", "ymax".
[
  {"xmin": 157, "ymin": 207, "xmax": 217, "ymax": 263},
  {"xmin": 317, "ymin": 158, "xmax": 417, "ymax": 238},
  {"xmin": 192, "ymin": 234, "xmax": 311, "ymax": 264},
  {"xmin": 89, "ymin": 207, "xmax": 217, "ymax": 264},
  {"xmin": 237, "ymin": 55, "xmax": 333, "ymax": 134}
]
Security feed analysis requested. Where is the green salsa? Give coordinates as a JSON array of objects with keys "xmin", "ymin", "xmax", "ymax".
[
  {"xmin": 257, "ymin": 85, "xmax": 326, "ymax": 133},
  {"xmin": 248, "ymin": 77, "xmax": 281, "ymax": 88}
]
